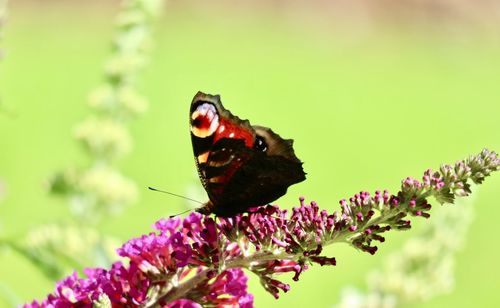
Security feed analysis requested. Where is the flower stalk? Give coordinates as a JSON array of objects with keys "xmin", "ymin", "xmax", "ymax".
[
  {"xmin": 26, "ymin": 149, "xmax": 499, "ymax": 307},
  {"xmin": 49, "ymin": 0, "xmax": 164, "ymax": 222}
]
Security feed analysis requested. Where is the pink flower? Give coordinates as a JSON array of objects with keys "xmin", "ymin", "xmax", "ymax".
[{"xmin": 26, "ymin": 149, "xmax": 499, "ymax": 307}]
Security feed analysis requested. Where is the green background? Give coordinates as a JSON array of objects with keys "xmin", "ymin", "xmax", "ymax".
[{"xmin": 1, "ymin": 1, "xmax": 499, "ymax": 307}]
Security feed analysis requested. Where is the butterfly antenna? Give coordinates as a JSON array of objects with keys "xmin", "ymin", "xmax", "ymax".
[
  {"xmin": 168, "ymin": 208, "xmax": 193, "ymax": 218},
  {"xmin": 148, "ymin": 187, "xmax": 204, "ymax": 218},
  {"xmin": 148, "ymin": 187, "xmax": 204, "ymax": 205}
]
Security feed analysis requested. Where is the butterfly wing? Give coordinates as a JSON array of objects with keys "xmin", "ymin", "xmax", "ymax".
[
  {"xmin": 190, "ymin": 92, "xmax": 306, "ymax": 216},
  {"xmin": 213, "ymin": 125, "xmax": 306, "ymax": 216},
  {"xmin": 190, "ymin": 92, "xmax": 256, "ymax": 204}
]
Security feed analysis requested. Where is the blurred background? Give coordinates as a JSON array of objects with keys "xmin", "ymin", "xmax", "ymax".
[{"xmin": 0, "ymin": 0, "xmax": 499, "ymax": 307}]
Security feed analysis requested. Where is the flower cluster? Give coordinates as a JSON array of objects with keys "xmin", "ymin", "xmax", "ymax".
[
  {"xmin": 27, "ymin": 149, "xmax": 499, "ymax": 307},
  {"xmin": 48, "ymin": 0, "xmax": 164, "ymax": 221},
  {"xmin": 336, "ymin": 187, "xmax": 478, "ymax": 308},
  {"xmin": 26, "ymin": 216, "xmax": 254, "ymax": 307}
]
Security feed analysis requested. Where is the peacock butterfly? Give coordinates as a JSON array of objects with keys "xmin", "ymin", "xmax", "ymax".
[{"xmin": 190, "ymin": 91, "xmax": 306, "ymax": 217}]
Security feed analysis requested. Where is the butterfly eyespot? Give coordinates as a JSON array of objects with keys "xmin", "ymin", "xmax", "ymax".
[
  {"xmin": 192, "ymin": 117, "xmax": 202, "ymax": 127},
  {"xmin": 191, "ymin": 103, "xmax": 219, "ymax": 138},
  {"xmin": 254, "ymin": 136, "xmax": 268, "ymax": 152}
]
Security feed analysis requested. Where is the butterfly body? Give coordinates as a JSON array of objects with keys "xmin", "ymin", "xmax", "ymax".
[{"xmin": 190, "ymin": 92, "xmax": 306, "ymax": 216}]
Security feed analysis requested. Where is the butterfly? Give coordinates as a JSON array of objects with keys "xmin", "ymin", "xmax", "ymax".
[{"xmin": 190, "ymin": 91, "xmax": 306, "ymax": 217}]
